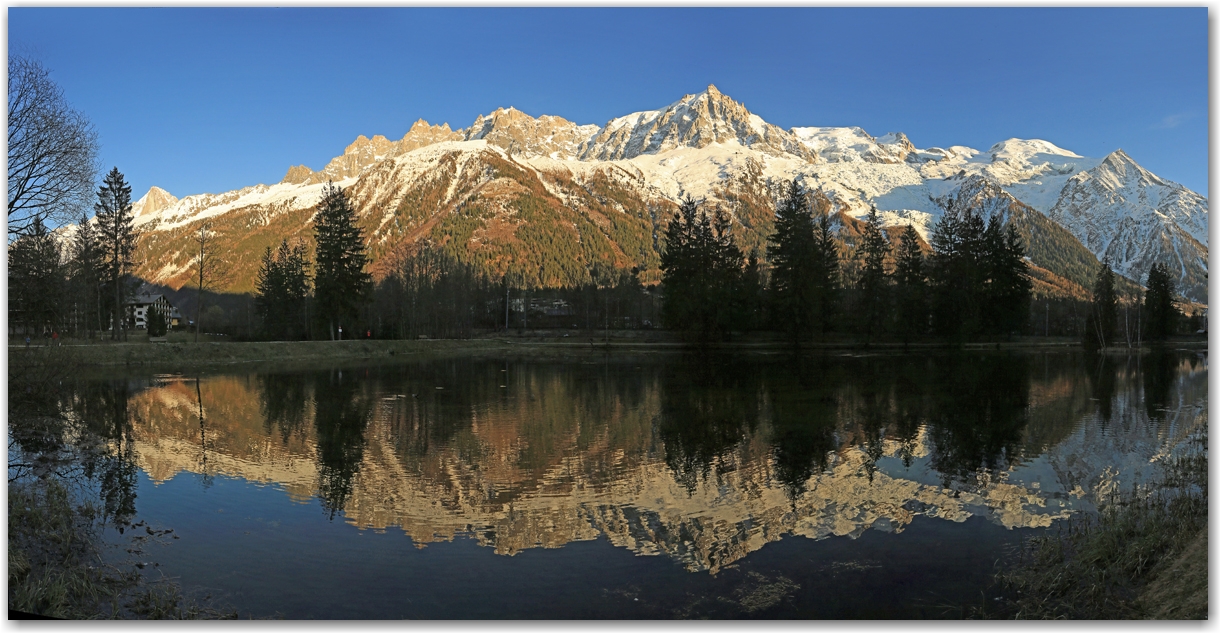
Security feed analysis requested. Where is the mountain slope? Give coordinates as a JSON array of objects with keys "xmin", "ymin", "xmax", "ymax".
[
  {"xmin": 934, "ymin": 175, "xmax": 1108, "ymax": 292},
  {"xmin": 123, "ymin": 86, "xmax": 1207, "ymax": 305},
  {"xmin": 1048, "ymin": 150, "xmax": 1208, "ymax": 302}
]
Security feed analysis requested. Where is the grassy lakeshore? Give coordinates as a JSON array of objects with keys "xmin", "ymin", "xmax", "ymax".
[{"xmin": 11, "ymin": 331, "xmax": 1205, "ymax": 373}]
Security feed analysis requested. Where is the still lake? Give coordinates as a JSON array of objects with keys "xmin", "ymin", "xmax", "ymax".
[{"xmin": 77, "ymin": 349, "xmax": 1206, "ymax": 618}]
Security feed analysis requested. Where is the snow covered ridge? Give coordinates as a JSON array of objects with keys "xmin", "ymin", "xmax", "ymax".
[{"xmin": 127, "ymin": 84, "xmax": 1207, "ymax": 302}]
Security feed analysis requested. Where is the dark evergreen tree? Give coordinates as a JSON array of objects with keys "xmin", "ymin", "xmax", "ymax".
[
  {"xmin": 739, "ymin": 248, "xmax": 767, "ymax": 332},
  {"xmin": 255, "ymin": 239, "xmax": 312, "ymax": 340},
  {"xmin": 984, "ymin": 218, "xmax": 1032, "ymax": 336},
  {"xmin": 312, "ymin": 182, "xmax": 371, "ymax": 340},
  {"xmin": 893, "ymin": 223, "xmax": 927, "ymax": 344},
  {"xmin": 146, "ymin": 304, "xmax": 167, "ymax": 337},
  {"xmin": 1143, "ymin": 262, "xmax": 1179, "ymax": 341},
  {"xmin": 809, "ymin": 197, "xmax": 841, "ymax": 338},
  {"xmin": 1083, "ymin": 258, "xmax": 1118, "ymax": 350},
  {"xmin": 67, "ymin": 211, "xmax": 103, "ymax": 338},
  {"xmin": 660, "ymin": 196, "xmax": 743, "ymax": 343},
  {"xmin": 767, "ymin": 180, "xmax": 816, "ymax": 344},
  {"xmin": 708, "ymin": 206, "xmax": 746, "ymax": 338},
  {"xmin": 929, "ymin": 209, "xmax": 987, "ymax": 340},
  {"xmin": 94, "ymin": 167, "xmax": 136, "ymax": 341},
  {"xmin": 8, "ymin": 217, "xmax": 63, "ymax": 337},
  {"xmin": 857, "ymin": 207, "xmax": 890, "ymax": 342}
]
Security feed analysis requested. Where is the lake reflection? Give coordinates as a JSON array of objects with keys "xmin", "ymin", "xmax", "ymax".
[{"xmin": 76, "ymin": 350, "xmax": 1206, "ymax": 617}]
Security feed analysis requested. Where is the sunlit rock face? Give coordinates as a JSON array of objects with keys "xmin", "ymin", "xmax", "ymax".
[{"xmin": 112, "ymin": 353, "xmax": 1206, "ymax": 574}]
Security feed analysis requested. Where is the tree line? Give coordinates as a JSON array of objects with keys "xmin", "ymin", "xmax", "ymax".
[
  {"xmin": 1083, "ymin": 259, "xmax": 1193, "ymax": 350},
  {"xmin": 658, "ymin": 180, "xmax": 1036, "ymax": 345},
  {"xmin": 9, "ymin": 55, "xmax": 1199, "ymax": 346}
]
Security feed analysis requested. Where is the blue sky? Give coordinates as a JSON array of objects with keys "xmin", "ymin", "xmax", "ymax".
[{"xmin": 8, "ymin": 7, "xmax": 1209, "ymax": 201}]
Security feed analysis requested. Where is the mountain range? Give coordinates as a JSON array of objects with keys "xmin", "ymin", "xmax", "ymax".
[{"xmin": 129, "ymin": 85, "xmax": 1209, "ymax": 304}]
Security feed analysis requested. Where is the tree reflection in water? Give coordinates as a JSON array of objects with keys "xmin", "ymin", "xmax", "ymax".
[
  {"xmin": 69, "ymin": 349, "xmax": 1205, "ymax": 559},
  {"xmin": 314, "ymin": 369, "xmax": 372, "ymax": 520}
]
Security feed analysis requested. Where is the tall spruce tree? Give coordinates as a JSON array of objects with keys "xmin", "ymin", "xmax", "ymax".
[
  {"xmin": 8, "ymin": 217, "xmax": 64, "ymax": 337},
  {"xmin": 857, "ymin": 207, "xmax": 890, "ymax": 342},
  {"xmin": 767, "ymin": 180, "xmax": 816, "ymax": 344},
  {"xmin": 809, "ymin": 196, "xmax": 841, "ymax": 338},
  {"xmin": 708, "ymin": 206, "xmax": 746, "ymax": 338},
  {"xmin": 255, "ymin": 239, "xmax": 311, "ymax": 340},
  {"xmin": 660, "ymin": 195, "xmax": 701, "ymax": 335},
  {"xmin": 313, "ymin": 182, "xmax": 370, "ymax": 340},
  {"xmin": 1084, "ymin": 258, "xmax": 1118, "ymax": 350},
  {"xmin": 892, "ymin": 223, "xmax": 927, "ymax": 344},
  {"xmin": 94, "ymin": 167, "xmax": 136, "ymax": 340},
  {"xmin": 660, "ymin": 195, "xmax": 744, "ymax": 343},
  {"xmin": 1143, "ymin": 262, "xmax": 1179, "ymax": 341},
  {"xmin": 983, "ymin": 218, "xmax": 1031, "ymax": 336},
  {"xmin": 929, "ymin": 209, "xmax": 987, "ymax": 340},
  {"xmin": 739, "ymin": 248, "xmax": 766, "ymax": 332},
  {"xmin": 68, "ymin": 211, "xmax": 103, "ymax": 337}
]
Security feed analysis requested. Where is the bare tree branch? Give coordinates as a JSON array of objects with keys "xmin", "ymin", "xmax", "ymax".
[{"xmin": 8, "ymin": 55, "xmax": 99, "ymax": 240}]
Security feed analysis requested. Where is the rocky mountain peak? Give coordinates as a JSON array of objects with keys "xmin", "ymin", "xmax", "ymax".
[
  {"xmin": 461, "ymin": 107, "xmax": 598, "ymax": 159},
  {"xmin": 1049, "ymin": 149, "xmax": 1208, "ymax": 301},
  {"xmin": 281, "ymin": 165, "xmax": 315, "ymax": 185},
  {"xmin": 400, "ymin": 119, "xmax": 463, "ymax": 152},
  {"xmin": 578, "ymin": 86, "xmax": 816, "ymax": 162},
  {"xmin": 132, "ymin": 186, "xmax": 179, "ymax": 218}
]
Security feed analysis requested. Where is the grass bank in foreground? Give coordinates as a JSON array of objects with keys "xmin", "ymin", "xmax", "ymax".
[
  {"xmin": 8, "ymin": 480, "xmax": 237, "ymax": 619},
  {"xmin": 984, "ymin": 409, "xmax": 1207, "ymax": 619}
]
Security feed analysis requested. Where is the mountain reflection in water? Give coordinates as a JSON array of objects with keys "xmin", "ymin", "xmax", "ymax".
[{"xmin": 78, "ymin": 351, "xmax": 1205, "ymax": 576}]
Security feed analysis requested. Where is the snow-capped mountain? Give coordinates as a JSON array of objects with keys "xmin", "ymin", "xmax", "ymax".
[
  {"xmin": 578, "ymin": 84, "xmax": 815, "ymax": 162},
  {"xmin": 1047, "ymin": 150, "xmax": 1208, "ymax": 301},
  {"xmin": 126, "ymin": 85, "xmax": 1208, "ymax": 303}
]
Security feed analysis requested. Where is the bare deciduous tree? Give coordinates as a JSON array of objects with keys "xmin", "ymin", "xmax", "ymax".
[
  {"xmin": 8, "ymin": 55, "xmax": 99, "ymax": 240},
  {"xmin": 191, "ymin": 221, "xmax": 232, "ymax": 342}
]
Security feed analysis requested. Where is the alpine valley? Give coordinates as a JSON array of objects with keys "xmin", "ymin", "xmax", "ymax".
[{"xmin": 129, "ymin": 85, "xmax": 1209, "ymax": 304}]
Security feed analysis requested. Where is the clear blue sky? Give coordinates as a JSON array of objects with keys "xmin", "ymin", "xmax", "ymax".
[{"xmin": 9, "ymin": 7, "xmax": 1209, "ymax": 201}]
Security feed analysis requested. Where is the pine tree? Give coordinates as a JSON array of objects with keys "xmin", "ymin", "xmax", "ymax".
[
  {"xmin": 739, "ymin": 248, "xmax": 766, "ymax": 332},
  {"xmin": 983, "ymin": 218, "xmax": 1031, "ymax": 336},
  {"xmin": 257, "ymin": 239, "xmax": 313, "ymax": 340},
  {"xmin": 1143, "ymin": 262, "xmax": 1179, "ymax": 341},
  {"xmin": 661, "ymin": 195, "xmax": 702, "ymax": 336},
  {"xmin": 1084, "ymin": 258, "xmax": 1118, "ymax": 350},
  {"xmin": 660, "ymin": 196, "xmax": 744, "ymax": 343},
  {"xmin": 892, "ymin": 223, "xmax": 927, "ymax": 344},
  {"xmin": 708, "ymin": 206, "xmax": 745, "ymax": 338},
  {"xmin": 146, "ymin": 304, "xmax": 167, "ymax": 337},
  {"xmin": 67, "ymin": 211, "xmax": 103, "ymax": 338},
  {"xmin": 929, "ymin": 209, "xmax": 987, "ymax": 340},
  {"xmin": 94, "ymin": 167, "xmax": 136, "ymax": 340},
  {"xmin": 857, "ymin": 207, "xmax": 890, "ymax": 342},
  {"xmin": 8, "ymin": 217, "xmax": 64, "ymax": 337},
  {"xmin": 313, "ymin": 182, "xmax": 370, "ymax": 340},
  {"xmin": 809, "ymin": 197, "xmax": 840, "ymax": 338},
  {"xmin": 767, "ymin": 180, "xmax": 816, "ymax": 344}
]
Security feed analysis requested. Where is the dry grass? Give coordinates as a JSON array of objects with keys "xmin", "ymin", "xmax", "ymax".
[
  {"xmin": 984, "ymin": 416, "xmax": 1207, "ymax": 619},
  {"xmin": 8, "ymin": 480, "xmax": 239, "ymax": 620}
]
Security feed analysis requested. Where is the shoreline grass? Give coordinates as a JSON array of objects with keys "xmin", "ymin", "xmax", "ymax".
[
  {"xmin": 8, "ymin": 479, "xmax": 237, "ymax": 619},
  {"xmin": 12, "ymin": 331, "xmax": 1205, "ymax": 373},
  {"xmin": 982, "ymin": 412, "xmax": 1207, "ymax": 619}
]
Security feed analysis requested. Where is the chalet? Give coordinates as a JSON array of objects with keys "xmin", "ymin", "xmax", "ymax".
[{"xmin": 124, "ymin": 294, "xmax": 183, "ymax": 330}]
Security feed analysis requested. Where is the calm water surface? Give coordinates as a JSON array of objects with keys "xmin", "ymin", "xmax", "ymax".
[{"xmin": 74, "ymin": 350, "xmax": 1207, "ymax": 618}]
